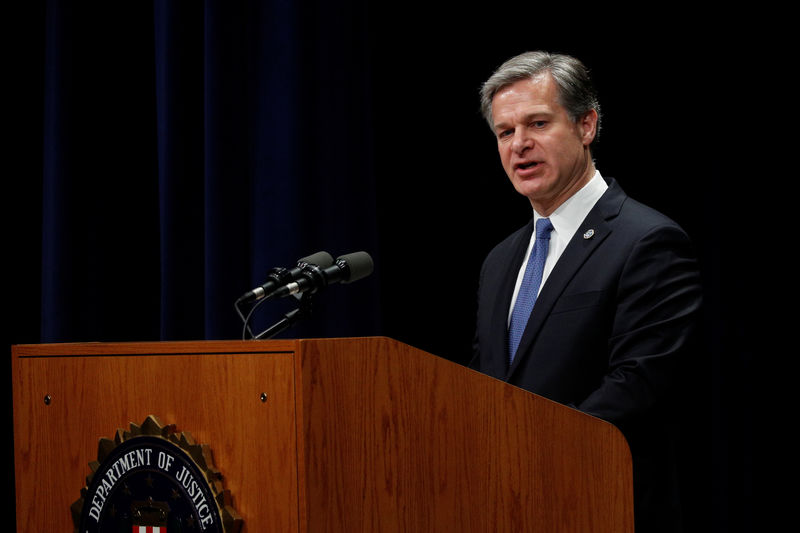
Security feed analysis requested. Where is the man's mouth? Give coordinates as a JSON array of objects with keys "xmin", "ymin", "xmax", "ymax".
[{"xmin": 515, "ymin": 161, "xmax": 540, "ymax": 171}]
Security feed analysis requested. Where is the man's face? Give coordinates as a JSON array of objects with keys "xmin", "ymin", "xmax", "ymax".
[{"xmin": 491, "ymin": 73, "xmax": 597, "ymax": 215}]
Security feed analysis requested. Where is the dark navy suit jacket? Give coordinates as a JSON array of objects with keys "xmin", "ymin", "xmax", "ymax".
[{"xmin": 472, "ymin": 178, "xmax": 702, "ymax": 532}]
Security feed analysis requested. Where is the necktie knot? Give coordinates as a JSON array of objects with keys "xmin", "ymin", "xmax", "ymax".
[{"xmin": 536, "ymin": 217, "xmax": 554, "ymax": 240}]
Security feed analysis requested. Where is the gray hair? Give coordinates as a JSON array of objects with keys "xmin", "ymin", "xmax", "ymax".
[{"xmin": 480, "ymin": 51, "xmax": 601, "ymax": 139}]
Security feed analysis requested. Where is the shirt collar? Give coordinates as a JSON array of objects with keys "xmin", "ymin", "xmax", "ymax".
[{"xmin": 533, "ymin": 170, "xmax": 608, "ymax": 241}]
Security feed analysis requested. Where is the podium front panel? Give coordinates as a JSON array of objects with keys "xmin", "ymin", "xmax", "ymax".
[{"xmin": 12, "ymin": 341, "xmax": 299, "ymax": 532}]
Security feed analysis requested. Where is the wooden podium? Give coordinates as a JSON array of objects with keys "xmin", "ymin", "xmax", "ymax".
[{"xmin": 12, "ymin": 337, "xmax": 633, "ymax": 532}]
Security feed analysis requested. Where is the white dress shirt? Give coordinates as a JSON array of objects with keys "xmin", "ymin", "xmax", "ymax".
[{"xmin": 508, "ymin": 170, "xmax": 608, "ymax": 324}]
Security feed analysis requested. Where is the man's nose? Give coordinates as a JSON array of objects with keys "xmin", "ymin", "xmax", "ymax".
[{"xmin": 512, "ymin": 131, "xmax": 533, "ymax": 154}]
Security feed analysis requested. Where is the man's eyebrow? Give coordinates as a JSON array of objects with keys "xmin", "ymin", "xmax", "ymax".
[{"xmin": 493, "ymin": 111, "xmax": 553, "ymax": 131}]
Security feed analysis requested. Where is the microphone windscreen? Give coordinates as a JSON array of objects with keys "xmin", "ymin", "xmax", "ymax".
[
  {"xmin": 338, "ymin": 251, "xmax": 373, "ymax": 283},
  {"xmin": 299, "ymin": 251, "xmax": 334, "ymax": 268}
]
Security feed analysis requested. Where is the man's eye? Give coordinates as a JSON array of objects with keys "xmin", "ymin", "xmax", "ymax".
[
  {"xmin": 498, "ymin": 129, "xmax": 513, "ymax": 139},
  {"xmin": 531, "ymin": 121, "xmax": 546, "ymax": 128}
]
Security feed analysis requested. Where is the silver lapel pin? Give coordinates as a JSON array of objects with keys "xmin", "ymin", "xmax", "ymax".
[{"xmin": 583, "ymin": 228, "xmax": 595, "ymax": 240}]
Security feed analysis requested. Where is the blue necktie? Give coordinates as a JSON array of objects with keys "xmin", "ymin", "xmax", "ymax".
[{"xmin": 508, "ymin": 217, "xmax": 554, "ymax": 363}]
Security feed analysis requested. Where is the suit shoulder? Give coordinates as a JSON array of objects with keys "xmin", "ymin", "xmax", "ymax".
[
  {"xmin": 603, "ymin": 178, "xmax": 689, "ymax": 237},
  {"xmin": 617, "ymin": 196, "xmax": 688, "ymax": 238}
]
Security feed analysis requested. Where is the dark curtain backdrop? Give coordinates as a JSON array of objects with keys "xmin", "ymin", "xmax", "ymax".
[
  {"xmin": 38, "ymin": 0, "xmax": 382, "ymax": 343},
  {"xmin": 6, "ymin": 1, "xmax": 768, "ymax": 531}
]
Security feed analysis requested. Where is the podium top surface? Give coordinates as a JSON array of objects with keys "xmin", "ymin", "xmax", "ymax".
[{"xmin": 11, "ymin": 338, "xmax": 316, "ymax": 357}]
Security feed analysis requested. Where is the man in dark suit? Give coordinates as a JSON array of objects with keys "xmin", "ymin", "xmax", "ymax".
[{"xmin": 471, "ymin": 51, "xmax": 702, "ymax": 532}]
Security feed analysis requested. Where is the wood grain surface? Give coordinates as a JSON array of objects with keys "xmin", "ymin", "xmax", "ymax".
[
  {"xmin": 13, "ymin": 340, "xmax": 298, "ymax": 532},
  {"xmin": 296, "ymin": 337, "xmax": 633, "ymax": 533},
  {"xmin": 13, "ymin": 338, "xmax": 633, "ymax": 532}
]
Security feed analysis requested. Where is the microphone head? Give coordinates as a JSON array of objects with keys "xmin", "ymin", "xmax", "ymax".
[
  {"xmin": 336, "ymin": 251, "xmax": 373, "ymax": 283},
  {"xmin": 298, "ymin": 251, "xmax": 334, "ymax": 268}
]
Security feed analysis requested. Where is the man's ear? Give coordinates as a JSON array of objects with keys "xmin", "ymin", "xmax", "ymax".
[{"xmin": 579, "ymin": 109, "xmax": 598, "ymax": 146}]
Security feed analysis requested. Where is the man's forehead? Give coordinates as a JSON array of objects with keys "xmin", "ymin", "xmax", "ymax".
[
  {"xmin": 493, "ymin": 74, "xmax": 557, "ymax": 105},
  {"xmin": 491, "ymin": 76, "xmax": 562, "ymax": 124}
]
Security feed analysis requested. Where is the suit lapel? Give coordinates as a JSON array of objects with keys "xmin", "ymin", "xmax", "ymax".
[
  {"xmin": 506, "ymin": 180, "xmax": 626, "ymax": 380},
  {"xmin": 488, "ymin": 220, "xmax": 532, "ymax": 377}
]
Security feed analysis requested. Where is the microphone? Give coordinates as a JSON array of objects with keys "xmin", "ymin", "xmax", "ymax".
[
  {"xmin": 237, "ymin": 251, "xmax": 334, "ymax": 304},
  {"xmin": 272, "ymin": 251, "xmax": 373, "ymax": 298}
]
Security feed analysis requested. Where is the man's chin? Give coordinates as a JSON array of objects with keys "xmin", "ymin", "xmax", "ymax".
[{"xmin": 512, "ymin": 179, "xmax": 548, "ymax": 202}]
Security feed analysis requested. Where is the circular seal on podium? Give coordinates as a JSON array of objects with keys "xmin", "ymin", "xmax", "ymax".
[{"xmin": 71, "ymin": 415, "xmax": 242, "ymax": 533}]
